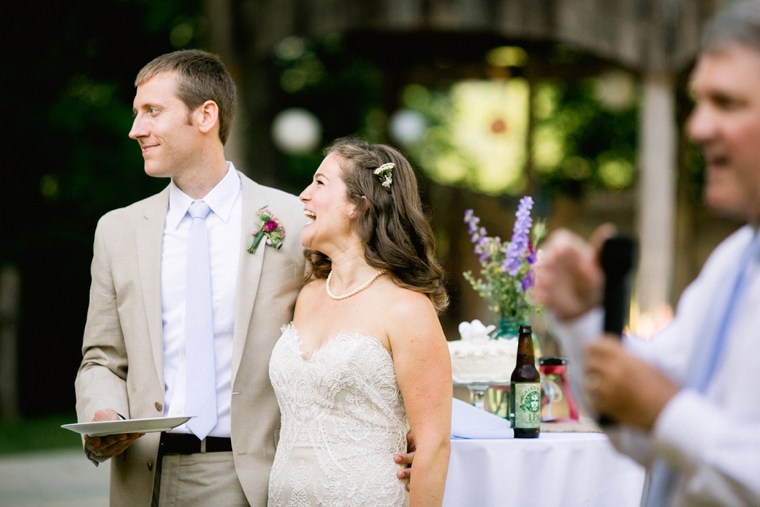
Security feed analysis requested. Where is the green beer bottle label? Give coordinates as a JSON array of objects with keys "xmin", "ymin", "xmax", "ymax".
[{"xmin": 513, "ymin": 382, "xmax": 541, "ymax": 429}]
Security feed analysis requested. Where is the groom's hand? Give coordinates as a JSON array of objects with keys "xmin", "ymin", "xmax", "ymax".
[
  {"xmin": 84, "ymin": 409, "xmax": 143, "ymax": 458},
  {"xmin": 394, "ymin": 431, "xmax": 416, "ymax": 491}
]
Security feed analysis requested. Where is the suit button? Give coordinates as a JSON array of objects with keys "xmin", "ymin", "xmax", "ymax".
[
  {"xmin": 155, "ymin": 402, "xmax": 163, "ymax": 412},
  {"xmin": 147, "ymin": 459, "xmax": 153, "ymax": 471}
]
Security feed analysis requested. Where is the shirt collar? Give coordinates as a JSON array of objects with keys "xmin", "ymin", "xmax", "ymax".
[{"xmin": 166, "ymin": 162, "xmax": 241, "ymax": 230}]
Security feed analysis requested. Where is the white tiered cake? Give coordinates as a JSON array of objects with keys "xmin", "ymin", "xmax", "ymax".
[{"xmin": 448, "ymin": 320, "xmax": 517, "ymax": 383}]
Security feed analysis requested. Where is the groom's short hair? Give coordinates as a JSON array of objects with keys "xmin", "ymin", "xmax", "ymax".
[{"xmin": 136, "ymin": 49, "xmax": 236, "ymax": 145}]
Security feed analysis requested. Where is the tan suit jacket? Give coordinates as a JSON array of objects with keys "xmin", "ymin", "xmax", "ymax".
[{"xmin": 75, "ymin": 172, "xmax": 307, "ymax": 507}]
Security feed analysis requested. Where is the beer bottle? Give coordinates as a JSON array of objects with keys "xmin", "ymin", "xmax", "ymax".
[{"xmin": 510, "ymin": 325, "xmax": 541, "ymax": 438}]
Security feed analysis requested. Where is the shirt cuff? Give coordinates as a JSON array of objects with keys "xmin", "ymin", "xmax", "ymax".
[
  {"xmin": 551, "ymin": 308, "xmax": 604, "ymax": 345},
  {"xmin": 607, "ymin": 424, "xmax": 655, "ymax": 467},
  {"xmin": 651, "ymin": 389, "xmax": 714, "ymax": 475},
  {"xmin": 550, "ymin": 308, "xmax": 603, "ymax": 367},
  {"xmin": 549, "ymin": 308, "xmax": 604, "ymax": 417},
  {"xmin": 84, "ymin": 446, "xmax": 109, "ymax": 466}
]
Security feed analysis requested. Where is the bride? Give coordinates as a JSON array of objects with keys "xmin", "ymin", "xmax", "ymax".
[{"xmin": 267, "ymin": 138, "xmax": 452, "ymax": 507}]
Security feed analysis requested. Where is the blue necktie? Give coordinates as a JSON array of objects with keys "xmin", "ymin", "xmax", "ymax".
[
  {"xmin": 644, "ymin": 232, "xmax": 759, "ymax": 507},
  {"xmin": 184, "ymin": 201, "xmax": 217, "ymax": 440}
]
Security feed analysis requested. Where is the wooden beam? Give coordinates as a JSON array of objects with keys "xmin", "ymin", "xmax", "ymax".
[
  {"xmin": 0, "ymin": 266, "xmax": 20, "ymax": 422},
  {"xmin": 635, "ymin": 73, "xmax": 677, "ymax": 335}
]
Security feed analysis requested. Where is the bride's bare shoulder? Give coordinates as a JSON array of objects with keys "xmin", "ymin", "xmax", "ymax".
[
  {"xmin": 380, "ymin": 281, "xmax": 436, "ymax": 318},
  {"xmin": 294, "ymin": 277, "xmax": 325, "ymax": 304}
]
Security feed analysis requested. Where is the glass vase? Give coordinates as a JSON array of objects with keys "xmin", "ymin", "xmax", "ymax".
[
  {"xmin": 487, "ymin": 317, "xmax": 520, "ymax": 418},
  {"xmin": 491, "ymin": 315, "xmax": 542, "ymax": 355},
  {"xmin": 491, "ymin": 316, "xmax": 521, "ymax": 340}
]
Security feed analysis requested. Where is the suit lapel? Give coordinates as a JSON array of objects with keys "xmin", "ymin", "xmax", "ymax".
[
  {"xmin": 136, "ymin": 188, "xmax": 170, "ymax": 387},
  {"xmin": 232, "ymin": 174, "xmax": 269, "ymax": 385}
]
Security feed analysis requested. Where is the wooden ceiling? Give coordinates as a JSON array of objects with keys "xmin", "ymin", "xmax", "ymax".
[{"xmin": 238, "ymin": 0, "xmax": 734, "ymax": 73}]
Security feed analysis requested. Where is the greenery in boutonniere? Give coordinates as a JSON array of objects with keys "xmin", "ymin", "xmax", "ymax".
[
  {"xmin": 463, "ymin": 196, "xmax": 546, "ymax": 325},
  {"xmin": 248, "ymin": 208, "xmax": 285, "ymax": 253}
]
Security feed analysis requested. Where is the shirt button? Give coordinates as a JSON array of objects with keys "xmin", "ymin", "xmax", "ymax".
[
  {"xmin": 147, "ymin": 459, "xmax": 153, "ymax": 471},
  {"xmin": 155, "ymin": 402, "xmax": 163, "ymax": 412}
]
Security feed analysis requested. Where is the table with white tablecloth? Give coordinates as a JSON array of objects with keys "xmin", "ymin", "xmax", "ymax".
[{"xmin": 443, "ymin": 398, "xmax": 646, "ymax": 507}]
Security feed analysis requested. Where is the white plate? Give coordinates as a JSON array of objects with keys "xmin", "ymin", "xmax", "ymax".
[{"xmin": 61, "ymin": 416, "xmax": 192, "ymax": 437}]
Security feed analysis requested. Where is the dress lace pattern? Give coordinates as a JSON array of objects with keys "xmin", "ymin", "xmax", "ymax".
[{"xmin": 268, "ymin": 323, "xmax": 409, "ymax": 507}]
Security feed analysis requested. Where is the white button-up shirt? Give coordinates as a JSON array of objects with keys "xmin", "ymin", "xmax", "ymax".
[
  {"xmin": 161, "ymin": 162, "xmax": 242, "ymax": 438},
  {"xmin": 552, "ymin": 224, "xmax": 760, "ymax": 507}
]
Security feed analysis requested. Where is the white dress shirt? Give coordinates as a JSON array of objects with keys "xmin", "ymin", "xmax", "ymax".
[
  {"xmin": 161, "ymin": 162, "xmax": 242, "ymax": 438},
  {"xmin": 552, "ymin": 224, "xmax": 760, "ymax": 507}
]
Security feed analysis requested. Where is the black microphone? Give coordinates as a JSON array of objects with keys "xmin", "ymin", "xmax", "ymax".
[{"xmin": 597, "ymin": 235, "xmax": 636, "ymax": 427}]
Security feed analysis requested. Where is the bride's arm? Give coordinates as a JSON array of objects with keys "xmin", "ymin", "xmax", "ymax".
[{"xmin": 389, "ymin": 291, "xmax": 451, "ymax": 507}]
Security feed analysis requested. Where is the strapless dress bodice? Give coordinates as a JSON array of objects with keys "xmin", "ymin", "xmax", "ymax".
[{"xmin": 267, "ymin": 323, "xmax": 409, "ymax": 507}]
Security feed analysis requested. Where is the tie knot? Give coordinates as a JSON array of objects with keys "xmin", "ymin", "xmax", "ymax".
[{"xmin": 188, "ymin": 201, "xmax": 211, "ymax": 220}]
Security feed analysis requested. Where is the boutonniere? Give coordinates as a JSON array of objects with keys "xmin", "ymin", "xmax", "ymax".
[{"xmin": 248, "ymin": 208, "xmax": 285, "ymax": 253}]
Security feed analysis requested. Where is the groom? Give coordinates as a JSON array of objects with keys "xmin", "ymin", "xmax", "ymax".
[{"xmin": 77, "ymin": 49, "xmax": 311, "ymax": 506}]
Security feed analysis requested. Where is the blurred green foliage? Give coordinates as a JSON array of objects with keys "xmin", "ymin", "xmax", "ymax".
[
  {"xmin": 397, "ymin": 77, "xmax": 639, "ymax": 198},
  {"xmin": 533, "ymin": 78, "xmax": 639, "ymax": 197},
  {"xmin": 266, "ymin": 36, "xmax": 640, "ymax": 199},
  {"xmin": 0, "ymin": 413, "xmax": 81, "ymax": 455},
  {"xmin": 267, "ymin": 34, "xmax": 384, "ymax": 195},
  {"xmin": 2, "ymin": 0, "xmax": 202, "ymax": 417},
  {"xmin": 264, "ymin": 34, "xmax": 641, "ymax": 200}
]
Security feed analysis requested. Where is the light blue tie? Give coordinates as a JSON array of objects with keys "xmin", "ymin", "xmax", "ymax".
[
  {"xmin": 184, "ymin": 201, "xmax": 217, "ymax": 440},
  {"xmin": 644, "ymin": 232, "xmax": 759, "ymax": 507}
]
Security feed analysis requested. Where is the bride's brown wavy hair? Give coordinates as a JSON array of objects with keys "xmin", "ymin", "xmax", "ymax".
[{"xmin": 304, "ymin": 137, "xmax": 449, "ymax": 313}]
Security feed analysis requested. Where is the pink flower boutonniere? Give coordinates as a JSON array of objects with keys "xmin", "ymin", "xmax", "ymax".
[{"xmin": 248, "ymin": 208, "xmax": 285, "ymax": 253}]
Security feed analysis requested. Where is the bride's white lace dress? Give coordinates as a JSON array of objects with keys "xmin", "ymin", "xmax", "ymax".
[{"xmin": 268, "ymin": 323, "xmax": 410, "ymax": 507}]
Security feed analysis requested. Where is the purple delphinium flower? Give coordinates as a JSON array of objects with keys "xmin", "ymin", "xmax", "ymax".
[
  {"xmin": 477, "ymin": 237, "xmax": 489, "ymax": 262},
  {"xmin": 464, "ymin": 209, "xmax": 480, "ymax": 238},
  {"xmin": 526, "ymin": 242, "xmax": 537, "ymax": 265},
  {"xmin": 521, "ymin": 270, "xmax": 535, "ymax": 292},
  {"xmin": 502, "ymin": 196, "xmax": 534, "ymax": 276},
  {"xmin": 465, "ymin": 210, "xmax": 497, "ymax": 263}
]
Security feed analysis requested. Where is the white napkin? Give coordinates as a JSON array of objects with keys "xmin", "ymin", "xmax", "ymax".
[{"xmin": 450, "ymin": 397, "xmax": 513, "ymax": 439}]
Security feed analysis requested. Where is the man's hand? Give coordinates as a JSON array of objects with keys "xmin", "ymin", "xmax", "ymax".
[
  {"xmin": 394, "ymin": 431, "xmax": 416, "ymax": 491},
  {"xmin": 84, "ymin": 409, "xmax": 143, "ymax": 458},
  {"xmin": 584, "ymin": 336, "xmax": 680, "ymax": 430},
  {"xmin": 533, "ymin": 224, "xmax": 615, "ymax": 321}
]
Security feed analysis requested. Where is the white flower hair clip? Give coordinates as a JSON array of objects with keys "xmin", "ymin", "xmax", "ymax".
[{"xmin": 373, "ymin": 162, "xmax": 394, "ymax": 189}]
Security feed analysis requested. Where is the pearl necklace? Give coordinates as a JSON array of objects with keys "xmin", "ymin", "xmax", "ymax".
[{"xmin": 325, "ymin": 269, "xmax": 386, "ymax": 300}]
